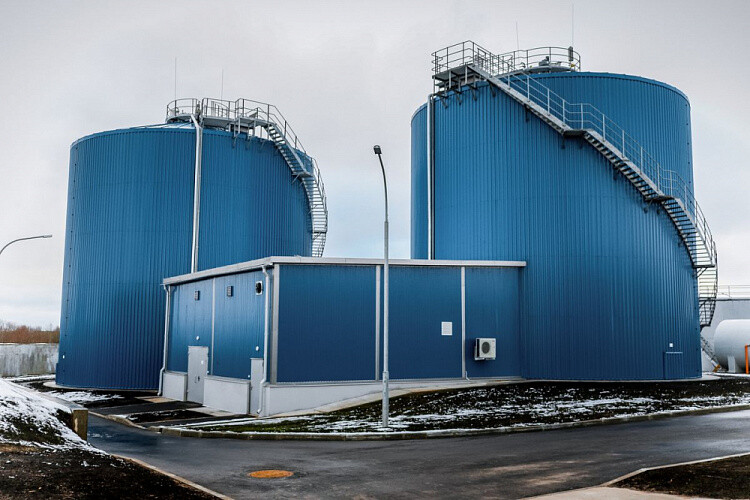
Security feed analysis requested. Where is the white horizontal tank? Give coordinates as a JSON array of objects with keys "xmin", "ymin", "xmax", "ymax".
[{"xmin": 714, "ymin": 320, "xmax": 750, "ymax": 373}]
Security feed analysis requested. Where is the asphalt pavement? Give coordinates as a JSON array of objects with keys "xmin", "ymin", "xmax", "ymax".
[{"xmin": 88, "ymin": 410, "xmax": 750, "ymax": 499}]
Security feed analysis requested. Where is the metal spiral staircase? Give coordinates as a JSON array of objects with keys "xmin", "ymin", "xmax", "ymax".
[
  {"xmin": 432, "ymin": 42, "xmax": 718, "ymax": 355},
  {"xmin": 166, "ymin": 98, "xmax": 328, "ymax": 257}
]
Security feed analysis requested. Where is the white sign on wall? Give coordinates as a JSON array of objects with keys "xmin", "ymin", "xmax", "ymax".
[{"xmin": 441, "ymin": 321, "xmax": 453, "ymax": 336}]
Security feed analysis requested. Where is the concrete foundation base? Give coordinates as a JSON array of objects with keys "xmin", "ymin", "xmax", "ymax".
[
  {"xmin": 259, "ymin": 378, "xmax": 519, "ymax": 417},
  {"xmin": 162, "ymin": 371, "xmax": 187, "ymax": 401},
  {"xmin": 160, "ymin": 369, "xmax": 519, "ymax": 416},
  {"xmin": 204, "ymin": 376, "xmax": 251, "ymax": 415}
]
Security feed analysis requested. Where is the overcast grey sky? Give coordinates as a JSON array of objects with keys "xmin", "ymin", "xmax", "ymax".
[{"xmin": 1, "ymin": 0, "xmax": 748, "ymax": 327}]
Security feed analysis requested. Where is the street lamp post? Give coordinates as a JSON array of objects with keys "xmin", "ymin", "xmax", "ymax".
[
  {"xmin": 373, "ymin": 145, "xmax": 389, "ymax": 427},
  {"xmin": 0, "ymin": 235, "xmax": 52, "ymax": 258}
]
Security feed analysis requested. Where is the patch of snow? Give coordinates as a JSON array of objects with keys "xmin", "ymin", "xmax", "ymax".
[
  {"xmin": 47, "ymin": 391, "xmax": 122, "ymax": 405},
  {"xmin": 4, "ymin": 375, "xmax": 55, "ymax": 382},
  {"xmin": 0, "ymin": 379, "xmax": 89, "ymax": 449},
  {"xmin": 183, "ymin": 381, "xmax": 750, "ymax": 434}
]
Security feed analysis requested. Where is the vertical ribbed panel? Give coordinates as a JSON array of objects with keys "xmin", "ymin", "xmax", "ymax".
[
  {"xmin": 412, "ymin": 72, "xmax": 700, "ymax": 381},
  {"xmin": 58, "ymin": 126, "xmax": 313, "ymax": 390},
  {"xmin": 167, "ymin": 280, "xmax": 213, "ymax": 372},
  {"xmin": 276, "ymin": 265, "xmax": 377, "ymax": 383},
  {"xmin": 198, "ymin": 132, "xmax": 311, "ymax": 270},
  {"xmin": 383, "ymin": 266, "xmax": 463, "ymax": 379},
  {"xmin": 411, "ymin": 105, "xmax": 428, "ymax": 259},
  {"xmin": 211, "ymin": 272, "xmax": 265, "ymax": 379},
  {"xmin": 465, "ymin": 267, "xmax": 522, "ymax": 377}
]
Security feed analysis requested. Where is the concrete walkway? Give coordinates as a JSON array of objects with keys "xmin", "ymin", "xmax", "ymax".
[
  {"xmin": 88, "ymin": 409, "xmax": 750, "ymax": 499},
  {"xmin": 531, "ymin": 486, "xmax": 706, "ymax": 499}
]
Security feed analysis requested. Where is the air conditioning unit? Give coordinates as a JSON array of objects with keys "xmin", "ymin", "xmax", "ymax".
[{"xmin": 474, "ymin": 338, "xmax": 496, "ymax": 361}]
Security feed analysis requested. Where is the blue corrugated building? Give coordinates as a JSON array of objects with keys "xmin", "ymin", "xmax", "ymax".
[{"xmin": 161, "ymin": 257, "xmax": 525, "ymax": 415}]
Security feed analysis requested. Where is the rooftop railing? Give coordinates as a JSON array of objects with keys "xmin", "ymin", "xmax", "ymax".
[
  {"xmin": 165, "ymin": 97, "xmax": 328, "ymax": 256},
  {"xmin": 432, "ymin": 41, "xmax": 581, "ymax": 78},
  {"xmin": 717, "ymin": 285, "xmax": 750, "ymax": 299}
]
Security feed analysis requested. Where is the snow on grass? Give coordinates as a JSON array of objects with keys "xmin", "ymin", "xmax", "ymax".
[
  {"xmin": 0, "ymin": 378, "xmax": 88, "ymax": 449},
  {"xmin": 47, "ymin": 391, "xmax": 122, "ymax": 405},
  {"xmin": 187, "ymin": 380, "xmax": 750, "ymax": 434}
]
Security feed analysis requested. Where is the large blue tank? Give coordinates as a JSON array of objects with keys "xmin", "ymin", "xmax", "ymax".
[
  {"xmin": 412, "ymin": 70, "xmax": 702, "ymax": 380},
  {"xmin": 58, "ymin": 115, "xmax": 319, "ymax": 389}
]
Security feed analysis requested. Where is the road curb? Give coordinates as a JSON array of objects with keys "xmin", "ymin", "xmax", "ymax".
[
  {"xmin": 90, "ymin": 411, "xmax": 148, "ymax": 430},
  {"xmin": 602, "ymin": 450, "xmax": 750, "ymax": 486},
  {"xmin": 154, "ymin": 403, "xmax": 750, "ymax": 441},
  {"xmin": 113, "ymin": 453, "xmax": 232, "ymax": 499}
]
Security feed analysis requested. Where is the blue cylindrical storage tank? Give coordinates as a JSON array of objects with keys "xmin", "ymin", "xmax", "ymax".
[
  {"xmin": 58, "ymin": 125, "xmax": 312, "ymax": 389},
  {"xmin": 412, "ymin": 71, "xmax": 700, "ymax": 380}
]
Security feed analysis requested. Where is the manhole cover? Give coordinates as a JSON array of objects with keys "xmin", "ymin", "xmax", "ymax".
[{"xmin": 248, "ymin": 470, "xmax": 294, "ymax": 479}]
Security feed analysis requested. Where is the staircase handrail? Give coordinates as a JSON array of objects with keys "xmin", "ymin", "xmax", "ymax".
[
  {"xmin": 431, "ymin": 41, "xmax": 718, "ymax": 327},
  {"xmin": 494, "ymin": 70, "xmax": 716, "ymax": 266}
]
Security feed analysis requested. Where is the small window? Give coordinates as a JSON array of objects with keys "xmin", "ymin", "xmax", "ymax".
[
  {"xmin": 194, "ymin": 290, "xmax": 200, "ymax": 301},
  {"xmin": 255, "ymin": 281, "xmax": 263, "ymax": 295},
  {"xmin": 226, "ymin": 285, "xmax": 234, "ymax": 297}
]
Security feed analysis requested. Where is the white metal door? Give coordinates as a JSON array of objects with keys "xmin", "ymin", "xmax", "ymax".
[{"xmin": 187, "ymin": 346, "xmax": 208, "ymax": 403}]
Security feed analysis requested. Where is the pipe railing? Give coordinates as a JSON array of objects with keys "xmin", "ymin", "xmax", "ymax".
[
  {"xmin": 716, "ymin": 285, "xmax": 750, "ymax": 299},
  {"xmin": 432, "ymin": 41, "xmax": 581, "ymax": 77}
]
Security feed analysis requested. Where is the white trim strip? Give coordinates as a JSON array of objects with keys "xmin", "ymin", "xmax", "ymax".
[
  {"xmin": 427, "ymin": 95, "xmax": 434, "ymax": 259},
  {"xmin": 271, "ymin": 264, "xmax": 280, "ymax": 384},
  {"xmin": 210, "ymin": 278, "xmax": 216, "ymax": 375},
  {"xmin": 164, "ymin": 256, "xmax": 526, "ymax": 285},
  {"xmin": 461, "ymin": 266, "xmax": 466, "ymax": 378}
]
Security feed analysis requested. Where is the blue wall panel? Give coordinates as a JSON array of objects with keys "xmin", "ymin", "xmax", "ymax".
[
  {"xmin": 211, "ymin": 272, "xmax": 265, "ymax": 379},
  {"xmin": 464, "ymin": 267, "xmax": 522, "ymax": 378},
  {"xmin": 58, "ymin": 126, "xmax": 312, "ymax": 390},
  {"xmin": 411, "ymin": 71, "xmax": 700, "ymax": 381},
  {"xmin": 384, "ymin": 266, "xmax": 463, "ymax": 380},
  {"xmin": 275, "ymin": 265, "xmax": 377, "ymax": 383},
  {"xmin": 167, "ymin": 263, "xmax": 523, "ymax": 385},
  {"xmin": 167, "ymin": 280, "xmax": 213, "ymax": 373}
]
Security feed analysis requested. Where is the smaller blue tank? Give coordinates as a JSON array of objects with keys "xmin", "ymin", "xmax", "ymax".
[{"xmin": 57, "ymin": 98, "xmax": 328, "ymax": 390}]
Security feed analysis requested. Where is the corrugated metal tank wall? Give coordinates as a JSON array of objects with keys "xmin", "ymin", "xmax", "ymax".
[
  {"xmin": 411, "ymin": 106, "xmax": 428, "ymax": 259},
  {"xmin": 58, "ymin": 126, "xmax": 312, "ymax": 390},
  {"xmin": 411, "ymin": 72, "xmax": 700, "ymax": 380}
]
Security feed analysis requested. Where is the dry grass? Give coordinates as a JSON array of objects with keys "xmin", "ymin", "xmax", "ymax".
[{"xmin": 0, "ymin": 321, "xmax": 59, "ymax": 344}]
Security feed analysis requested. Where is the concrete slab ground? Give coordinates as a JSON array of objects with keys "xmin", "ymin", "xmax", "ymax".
[{"xmin": 529, "ymin": 486, "xmax": 706, "ymax": 499}]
